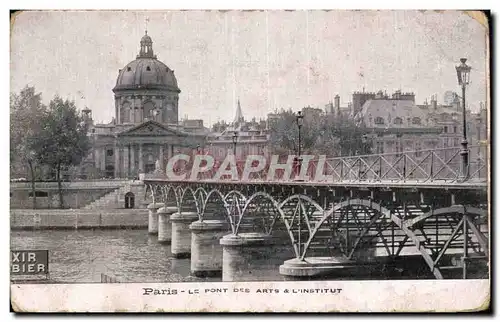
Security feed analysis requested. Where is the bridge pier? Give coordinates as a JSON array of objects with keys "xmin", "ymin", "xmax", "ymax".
[
  {"xmin": 170, "ymin": 212, "xmax": 199, "ymax": 258},
  {"xmin": 147, "ymin": 202, "xmax": 164, "ymax": 234},
  {"xmin": 157, "ymin": 206, "xmax": 178, "ymax": 243},
  {"xmin": 189, "ymin": 219, "xmax": 230, "ymax": 277},
  {"xmin": 279, "ymin": 257, "xmax": 353, "ymax": 280},
  {"xmin": 220, "ymin": 233, "xmax": 274, "ymax": 282}
]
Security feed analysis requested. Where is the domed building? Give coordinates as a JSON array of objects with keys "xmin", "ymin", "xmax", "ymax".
[
  {"xmin": 81, "ymin": 31, "xmax": 208, "ymax": 179},
  {"xmin": 113, "ymin": 32, "xmax": 181, "ymax": 125}
]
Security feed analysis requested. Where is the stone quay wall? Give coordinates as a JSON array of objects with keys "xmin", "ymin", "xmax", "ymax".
[{"xmin": 10, "ymin": 209, "xmax": 148, "ymax": 230}]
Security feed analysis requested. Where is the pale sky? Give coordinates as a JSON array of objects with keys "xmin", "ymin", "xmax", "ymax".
[{"xmin": 10, "ymin": 10, "xmax": 488, "ymax": 125}]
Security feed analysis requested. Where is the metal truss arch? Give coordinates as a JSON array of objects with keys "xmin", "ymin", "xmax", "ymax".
[
  {"xmin": 303, "ymin": 198, "xmax": 444, "ymax": 278},
  {"xmin": 178, "ymin": 186, "xmax": 201, "ymax": 216}
]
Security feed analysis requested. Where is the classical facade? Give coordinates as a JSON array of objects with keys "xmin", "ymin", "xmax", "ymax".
[
  {"xmin": 206, "ymin": 100, "xmax": 269, "ymax": 161},
  {"xmin": 80, "ymin": 32, "xmax": 206, "ymax": 179}
]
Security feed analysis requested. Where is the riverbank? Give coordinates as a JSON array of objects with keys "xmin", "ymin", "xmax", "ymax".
[{"xmin": 10, "ymin": 209, "xmax": 148, "ymax": 230}]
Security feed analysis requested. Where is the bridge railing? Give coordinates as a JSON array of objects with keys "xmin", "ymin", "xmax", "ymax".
[
  {"xmin": 319, "ymin": 145, "xmax": 488, "ymax": 183},
  {"xmin": 145, "ymin": 145, "xmax": 487, "ymax": 184}
]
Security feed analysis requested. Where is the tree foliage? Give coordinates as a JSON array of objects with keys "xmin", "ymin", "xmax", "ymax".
[
  {"xmin": 10, "ymin": 86, "xmax": 47, "ymax": 208},
  {"xmin": 32, "ymin": 96, "xmax": 91, "ymax": 208},
  {"xmin": 269, "ymin": 108, "xmax": 372, "ymax": 157},
  {"xmin": 10, "ymin": 86, "xmax": 46, "ymax": 169}
]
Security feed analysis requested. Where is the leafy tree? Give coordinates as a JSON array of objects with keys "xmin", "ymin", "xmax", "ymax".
[
  {"xmin": 319, "ymin": 113, "xmax": 372, "ymax": 157},
  {"xmin": 268, "ymin": 108, "xmax": 322, "ymax": 155},
  {"xmin": 10, "ymin": 86, "xmax": 47, "ymax": 208},
  {"xmin": 269, "ymin": 108, "xmax": 372, "ymax": 157},
  {"xmin": 33, "ymin": 96, "xmax": 91, "ymax": 208}
]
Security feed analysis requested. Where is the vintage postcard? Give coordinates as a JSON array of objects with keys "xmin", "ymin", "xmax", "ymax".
[{"xmin": 9, "ymin": 9, "xmax": 490, "ymax": 312}]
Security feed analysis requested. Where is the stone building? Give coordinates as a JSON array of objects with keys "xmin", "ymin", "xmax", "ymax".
[
  {"xmin": 206, "ymin": 100, "xmax": 269, "ymax": 161},
  {"xmin": 80, "ymin": 31, "xmax": 206, "ymax": 179},
  {"xmin": 354, "ymin": 89, "xmax": 487, "ymax": 168},
  {"xmin": 354, "ymin": 90, "xmax": 441, "ymax": 156}
]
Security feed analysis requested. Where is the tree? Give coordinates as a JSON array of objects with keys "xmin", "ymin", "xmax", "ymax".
[
  {"xmin": 10, "ymin": 86, "xmax": 47, "ymax": 209},
  {"xmin": 269, "ymin": 108, "xmax": 372, "ymax": 157},
  {"xmin": 33, "ymin": 96, "xmax": 91, "ymax": 208},
  {"xmin": 268, "ymin": 108, "xmax": 322, "ymax": 155},
  {"xmin": 319, "ymin": 113, "xmax": 372, "ymax": 157},
  {"xmin": 212, "ymin": 120, "xmax": 228, "ymax": 133}
]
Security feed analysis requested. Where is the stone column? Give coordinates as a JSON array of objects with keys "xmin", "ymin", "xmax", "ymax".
[
  {"xmin": 94, "ymin": 148, "xmax": 100, "ymax": 171},
  {"xmin": 159, "ymin": 145, "xmax": 164, "ymax": 170},
  {"xmin": 170, "ymin": 211, "xmax": 199, "ymax": 258},
  {"xmin": 167, "ymin": 144, "xmax": 173, "ymax": 159},
  {"xmin": 100, "ymin": 148, "xmax": 106, "ymax": 172},
  {"xmin": 130, "ymin": 144, "xmax": 135, "ymax": 176},
  {"xmin": 123, "ymin": 145, "xmax": 129, "ymax": 178},
  {"xmin": 114, "ymin": 145, "xmax": 120, "ymax": 178},
  {"xmin": 157, "ymin": 206, "xmax": 178, "ymax": 243},
  {"xmin": 220, "ymin": 233, "xmax": 274, "ymax": 282},
  {"xmin": 138, "ymin": 143, "xmax": 144, "ymax": 173},
  {"xmin": 147, "ymin": 202, "xmax": 164, "ymax": 235},
  {"xmin": 190, "ymin": 220, "xmax": 230, "ymax": 277}
]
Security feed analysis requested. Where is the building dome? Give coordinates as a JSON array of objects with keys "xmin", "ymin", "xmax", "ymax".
[{"xmin": 113, "ymin": 32, "xmax": 180, "ymax": 93}]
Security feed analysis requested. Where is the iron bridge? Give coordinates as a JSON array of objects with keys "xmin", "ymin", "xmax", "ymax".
[{"xmin": 143, "ymin": 146, "xmax": 489, "ymax": 279}]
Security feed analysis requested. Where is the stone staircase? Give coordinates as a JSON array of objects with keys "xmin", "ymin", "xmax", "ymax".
[{"xmin": 82, "ymin": 181, "xmax": 147, "ymax": 210}]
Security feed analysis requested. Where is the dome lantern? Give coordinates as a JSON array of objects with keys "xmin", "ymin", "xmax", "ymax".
[{"xmin": 137, "ymin": 31, "xmax": 156, "ymax": 59}]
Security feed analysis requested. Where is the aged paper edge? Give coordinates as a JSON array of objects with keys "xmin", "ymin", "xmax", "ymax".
[
  {"xmin": 8, "ymin": 9, "xmax": 491, "ymax": 314},
  {"xmin": 11, "ymin": 280, "xmax": 489, "ymax": 312}
]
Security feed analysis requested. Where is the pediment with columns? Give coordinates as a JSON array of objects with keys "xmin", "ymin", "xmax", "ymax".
[{"xmin": 117, "ymin": 120, "xmax": 186, "ymax": 137}]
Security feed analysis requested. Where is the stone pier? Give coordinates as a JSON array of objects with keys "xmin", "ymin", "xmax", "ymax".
[
  {"xmin": 189, "ymin": 219, "xmax": 230, "ymax": 277},
  {"xmin": 279, "ymin": 257, "xmax": 353, "ymax": 280},
  {"xmin": 147, "ymin": 202, "xmax": 164, "ymax": 234},
  {"xmin": 170, "ymin": 212, "xmax": 199, "ymax": 258},
  {"xmin": 219, "ymin": 233, "xmax": 274, "ymax": 282},
  {"xmin": 157, "ymin": 206, "xmax": 178, "ymax": 243}
]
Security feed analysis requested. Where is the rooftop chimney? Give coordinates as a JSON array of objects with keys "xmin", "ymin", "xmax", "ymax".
[
  {"xmin": 431, "ymin": 95, "xmax": 437, "ymax": 110},
  {"xmin": 334, "ymin": 95, "xmax": 340, "ymax": 109}
]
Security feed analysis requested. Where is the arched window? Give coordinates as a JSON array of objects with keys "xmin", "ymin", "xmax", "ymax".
[
  {"xmin": 412, "ymin": 117, "xmax": 421, "ymax": 125},
  {"xmin": 393, "ymin": 117, "xmax": 403, "ymax": 125},
  {"xmin": 124, "ymin": 192, "xmax": 135, "ymax": 209},
  {"xmin": 374, "ymin": 117, "xmax": 385, "ymax": 125},
  {"xmin": 143, "ymin": 101, "xmax": 154, "ymax": 121},
  {"xmin": 121, "ymin": 102, "xmax": 131, "ymax": 123},
  {"xmin": 146, "ymin": 66, "xmax": 151, "ymax": 71},
  {"xmin": 127, "ymin": 67, "xmax": 131, "ymax": 72}
]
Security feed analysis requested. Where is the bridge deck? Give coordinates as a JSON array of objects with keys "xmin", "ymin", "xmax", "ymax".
[{"xmin": 144, "ymin": 176, "xmax": 487, "ymax": 190}]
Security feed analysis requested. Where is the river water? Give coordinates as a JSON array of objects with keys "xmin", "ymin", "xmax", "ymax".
[
  {"xmin": 11, "ymin": 229, "xmax": 487, "ymax": 283},
  {"xmin": 10, "ymin": 229, "xmax": 291, "ymax": 283}
]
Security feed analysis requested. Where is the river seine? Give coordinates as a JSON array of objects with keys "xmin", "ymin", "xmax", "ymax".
[
  {"xmin": 12, "ymin": 229, "xmax": 486, "ymax": 283},
  {"xmin": 10, "ymin": 229, "xmax": 290, "ymax": 283}
]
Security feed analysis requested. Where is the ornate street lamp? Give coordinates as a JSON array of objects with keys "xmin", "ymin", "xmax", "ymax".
[
  {"xmin": 455, "ymin": 58, "xmax": 471, "ymax": 180},
  {"xmin": 296, "ymin": 111, "xmax": 304, "ymax": 175},
  {"xmin": 232, "ymin": 131, "xmax": 238, "ymax": 158}
]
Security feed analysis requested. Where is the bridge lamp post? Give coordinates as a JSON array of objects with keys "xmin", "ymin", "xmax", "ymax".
[
  {"xmin": 455, "ymin": 58, "xmax": 471, "ymax": 180},
  {"xmin": 296, "ymin": 111, "xmax": 304, "ymax": 176},
  {"xmin": 232, "ymin": 131, "xmax": 238, "ymax": 158}
]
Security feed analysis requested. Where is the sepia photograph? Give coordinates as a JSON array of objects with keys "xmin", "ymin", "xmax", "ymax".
[{"xmin": 9, "ymin": 9, "xmax": 490, "ymax": 312}]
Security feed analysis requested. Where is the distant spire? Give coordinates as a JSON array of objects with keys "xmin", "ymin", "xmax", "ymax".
[{"xmin": 233, "ymin": 99, "xmax": 244, "ymax": 125}]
